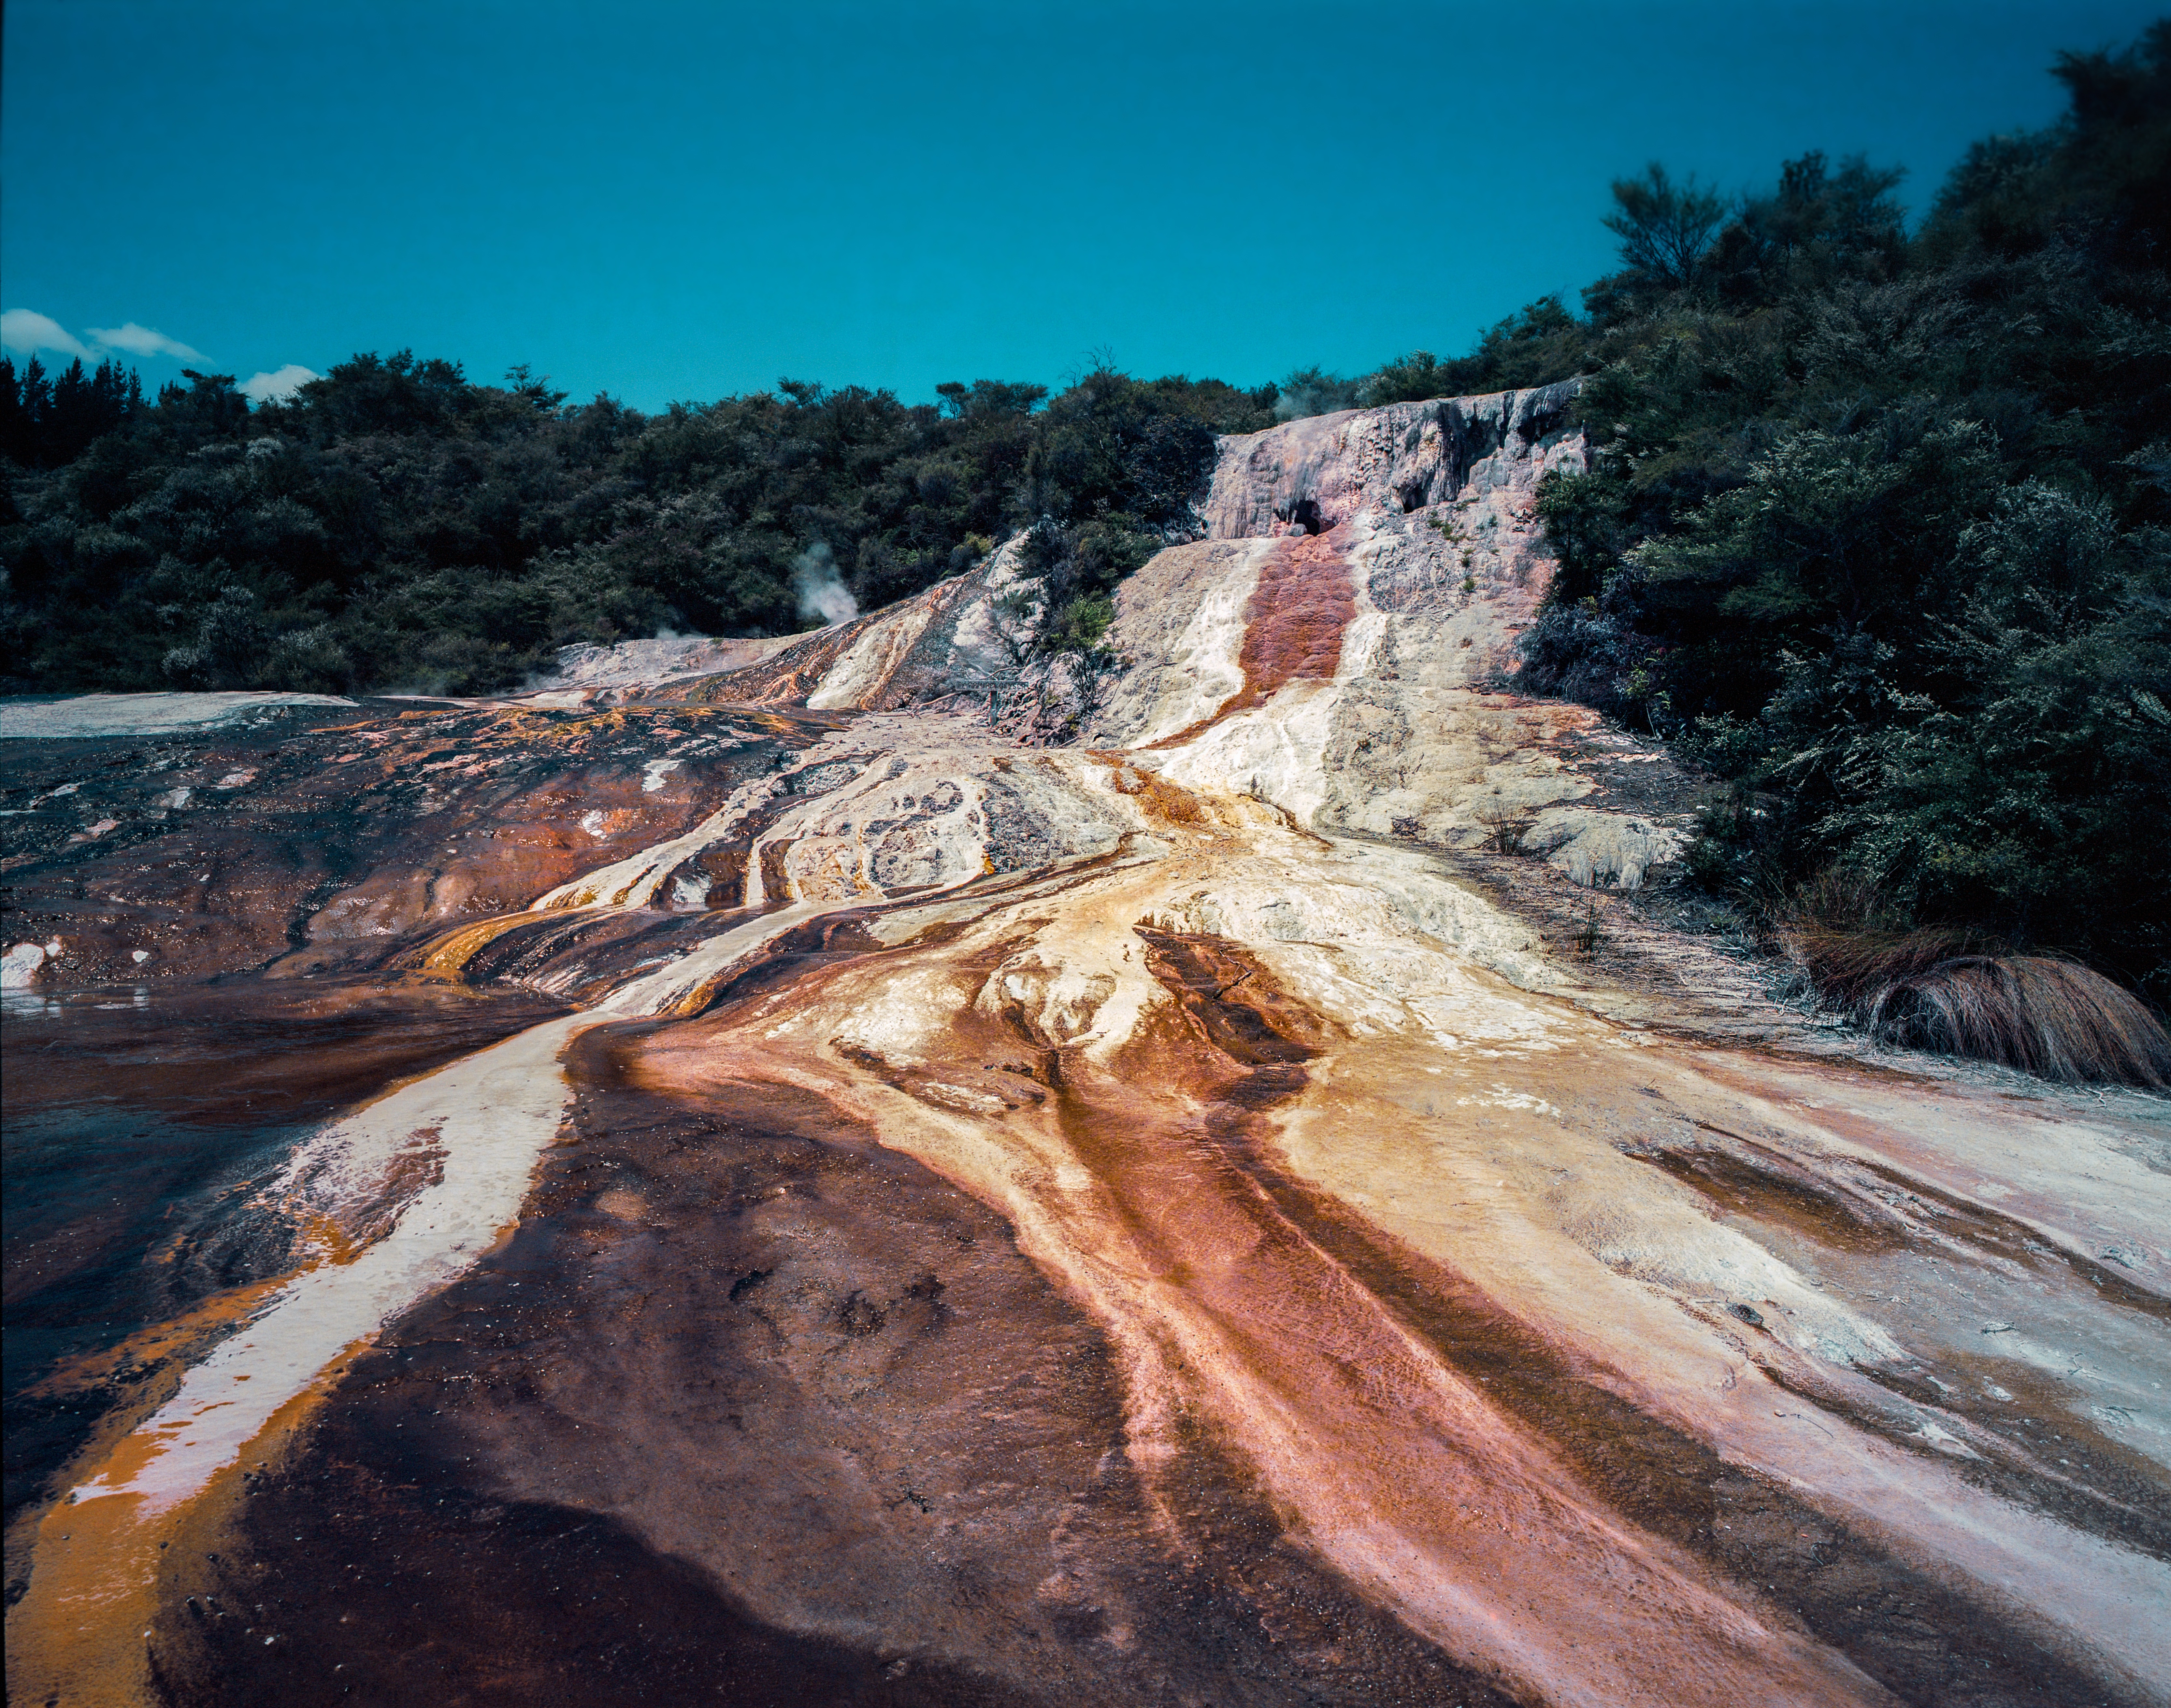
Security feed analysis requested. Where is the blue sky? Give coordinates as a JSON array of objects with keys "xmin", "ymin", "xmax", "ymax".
[{"xmin": 3, "ymin": 0, "xmax": 2160, "ymax": 411}]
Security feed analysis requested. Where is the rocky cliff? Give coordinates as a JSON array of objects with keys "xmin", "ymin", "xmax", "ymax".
[{"xmin": 617, "ymin": 382, "xmax": 1689, "ymax": 892}]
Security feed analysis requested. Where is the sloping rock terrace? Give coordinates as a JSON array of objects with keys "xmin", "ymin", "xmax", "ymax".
[{"xmin": 4, "ymin": 391, "xmax": 2165, "ymax": 1708}]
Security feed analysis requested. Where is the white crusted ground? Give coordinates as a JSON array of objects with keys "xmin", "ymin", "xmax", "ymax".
[{"xmin": 0, "ymin": 691, "xmax": 355, "ymax": 739}]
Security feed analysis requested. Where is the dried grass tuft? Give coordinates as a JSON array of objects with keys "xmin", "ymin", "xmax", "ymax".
[
  {"xmin": 1789, "ymin": 924, "xmax": 2171, "ymax": 1088},
  {"xmin": 1473, "ymin": 800, "xmax": 1535, "ymax": 855}
]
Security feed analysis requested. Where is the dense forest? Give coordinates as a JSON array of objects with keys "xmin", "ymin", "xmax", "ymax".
[
  {"xmin": 3, "ymin": 22, "xmax": 2166, "ymax": 1014},
  {"xmin": 1494, "ymin": 21, "xmax": 2170, "ymax": 1015},
  {"xmin": 0, "ymin": 353, "xmax": 1273, "ymax": 698},
  {"xmin": 1259, "ymin": 24, "xmax": 2169, "ymax": 1019}
]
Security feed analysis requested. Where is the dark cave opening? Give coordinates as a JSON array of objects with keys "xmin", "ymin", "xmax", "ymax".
[{"xmin": 1281, "ymin": 497, "xmax": 1326, "ymax": 535}]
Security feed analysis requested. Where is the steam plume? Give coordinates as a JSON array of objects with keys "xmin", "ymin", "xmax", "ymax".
[{"xmin": 792, "ymin": 541, "xmax": 859, "ymax": 627}]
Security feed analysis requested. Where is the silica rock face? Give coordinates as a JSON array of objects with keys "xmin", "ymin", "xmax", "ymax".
[
  {"xmin": 6, "ymin": 392, "xmax": 2167, "ymax": 1708},
  {"xmin": 1200, "ymin": 382, "xmax": 1585, "ymax": 540},
  {"xmin": 1086, "ymin": 385, "xmax": 1691, "ymax": 891},
  {"xmin": 640, "ymin": 385, "xmax": 1689, "ymax": 892}
]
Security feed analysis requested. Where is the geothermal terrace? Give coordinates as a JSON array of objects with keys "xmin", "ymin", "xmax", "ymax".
[{"xmin": 5, "ymin": 390, "xmax": 2166, "ymax": 1706}]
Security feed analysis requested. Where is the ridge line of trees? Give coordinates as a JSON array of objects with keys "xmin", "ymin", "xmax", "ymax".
[{"xmin": 0, "ymin": 352, "xmax": 1278, "ymax": 699}]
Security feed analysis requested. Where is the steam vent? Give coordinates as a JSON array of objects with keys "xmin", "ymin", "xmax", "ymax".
[{"xmin": 7, "ymin": 392, "xmax": 2168, "ymax": 1707}]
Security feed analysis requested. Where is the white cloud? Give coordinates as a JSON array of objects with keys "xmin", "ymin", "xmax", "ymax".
[
  {"xmin": 1, "ymin": 309, "xmax": 94, "ymax": 362},
  {"xmin": 86, "ymin": 321, "xmax": 206, "ymax": 363},
  {"xmin": 241, "ymin": 364, "xmax": 319, "ymax": 404}
]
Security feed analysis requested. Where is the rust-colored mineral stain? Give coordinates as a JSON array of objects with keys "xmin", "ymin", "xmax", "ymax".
[
  {"xmin": 7, "ymin": 1339, "xmax": 373, "ymax": 1708},
  {"xmin": 633, "ymin": 934, "xmax": 1897, "ymax": 1707},
  {"xmin": 409, "ymin": 910, "xmax": 554, "ymax": 978},
  {"xmin": 0, "ymin": 694, "xmax": 835, "ymax": 988},
  {"xmin": 1035, "ymin": 948, "xmax": 1874, "ymax": 1706},
  {"xmin": 22, "ymin": 1275, "xmax": 290, "ymax": 1409},
  {"xmin": 136, "ymin": 1032, "xmax": 1518, "ymax": 1708},
  {"xmin": 1231, "ymin": 528, "xmax": 1357, "ymax": 707},
  {"xmin": 1096, "ymin": 757, "xmax": 1210, "ymax": 825},
  {"xmin": 1145, "ymin": 530, "xmax": 1358, "ymax": 749},
  {"xmin": 8, "ymin": 660, "xmax": 2162, "ymax": 1708}
]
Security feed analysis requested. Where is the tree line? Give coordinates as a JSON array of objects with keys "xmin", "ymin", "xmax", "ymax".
[
  {"xmin": 0, "ymin": 346, "xmax": 1278, "ymax": 702},
  {"xmin": 1, "ymin": 357, "xmax": 145, "ymax": 469},
  {"xmin": 1495, "ymin": 21, "xmax": 2170, "ymax": 1016}
]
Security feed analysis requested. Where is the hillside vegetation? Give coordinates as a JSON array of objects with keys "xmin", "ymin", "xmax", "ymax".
[
  {"xmin": 1265, "ymin": 26, "xmax": 2168, "ymax": 1015},
  {"xmin": 1496, "ymin": 22, "xmax": 2171, "ymax": 1010},
  {"xmin": 0, "ymin": 359, "xmax": 1271, "ymax": 699},
  {"xmin": 3, "ymin": 22, "xmax": 2165, "ymax": 1015}
]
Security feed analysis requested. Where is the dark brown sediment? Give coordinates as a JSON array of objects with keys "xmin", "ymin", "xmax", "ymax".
[
  {"xmin": 148, "ymin": 1470, "xmax": 1028, "ymax": 1708},
  {"xmin": 13, "ymin": 791, "xmax": 2163, "ymax": 1705},
  {"xmin": 1629, "ymin": 1133, "xmax": 1916, "ymax": 1255},
  {"xmin": 4, "ymin": 978, "xmax": 572, "ymax": 1535},
  {"xmin": 0, "ymin": 699, "xmax": 841, "ymax": 989},
  {"xmin": 145, "ymin": 1026, "xmax": 1519, "ymax": 1707},
  {"xmin": 14, "ymin": 405, "xmax": 2167, "ymax": 1708},
  {"xmin": 434, "ymin": 903, "xmax": 774, "ymax": 1000},
  {"xmin": 857, "ymin": 934, "xmax": 1868, "ymax": 1703},
  {"xmin": 669, "ymin": 908, "xmax": 891, "ymax": 1015},
  {"xmin": 1, "ymin": 975, "xmax": 570, "ymax": 1134}
]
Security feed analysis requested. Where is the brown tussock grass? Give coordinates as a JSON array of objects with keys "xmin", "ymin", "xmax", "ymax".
[{"xmin": 1788, "ymin": 924, "xmax": 2171, "ymax": 1089}]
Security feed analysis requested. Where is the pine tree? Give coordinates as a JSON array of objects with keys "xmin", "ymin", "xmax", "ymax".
[{"xmin": 0, "ymin": 358, "xmax": 31, "ymax": 466}]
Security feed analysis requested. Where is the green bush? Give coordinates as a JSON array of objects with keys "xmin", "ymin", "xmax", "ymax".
[{"xmin": 1511, "ymin": 20, "xmax": 2171, "ymax": 1003}]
